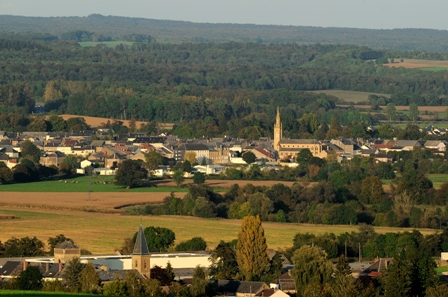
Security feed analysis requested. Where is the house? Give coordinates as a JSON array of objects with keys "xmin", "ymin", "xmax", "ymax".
[
  {"xmin": 217, "ymin": 280, "xmax": 270, "ymax": 297},
  {"xmin": 394, "ymin": 140, "xmax": 422, "ymax": 151},
  {"xmin": 193, "ymin": 165, "xmax": 226, "ymax": 175},
  {"xmin": 0, "ymin": 147, "xmax": 19, "ymax": 159},
  {"xmin": 249, "ymin": 147, "xmax": 276, "ymax": 162},
  {"xmin": 424, "ymin": 140, "xmax": 447, "ymax": 152},
  {"xmin": 40, "ymin": 151, "xmax": 67, "ymax": 167},
  {"xmin": 271, "ymin": 271, "xmax": 296, "ymax": 294},
  {"xmin": 80, "ymin": 160, "xmax": 92, "ymax": 169},
  {"xmin": 104, "ymin": 153, "xmax": 127, "ymax": 169},
  {"xmin": 174, "ymin": 143, "xmax": 210, "ymax": 163},
  {"xmin": 360, "ymin": 258, "xmax": 393, "ymax": 277},
  {"xmin": 330, "ymin": 138, "xmax": 361, "ymax": 156}
]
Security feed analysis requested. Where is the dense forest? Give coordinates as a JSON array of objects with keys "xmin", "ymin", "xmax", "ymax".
[
  {"xmin": 2, "ymin": 37, "xmax": 448, "ymax": 137},
  {"xmin": 4, "ymin": 14, "xmax": 448, "ymax": 52}
]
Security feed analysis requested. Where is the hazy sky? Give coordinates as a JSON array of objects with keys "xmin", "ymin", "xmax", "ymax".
[{"xmin": 2, "ymin": 0, "xmax": 448, "ymax": 30}]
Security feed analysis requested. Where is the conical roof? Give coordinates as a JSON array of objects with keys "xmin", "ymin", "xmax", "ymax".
[{"xmin": 132, "ymin": 225, "xmax": 150, "ymax": 255}]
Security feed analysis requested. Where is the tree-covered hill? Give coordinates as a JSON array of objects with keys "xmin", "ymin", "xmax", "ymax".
[
  {"xmin": 3, "ymin": 14, "xmax": 448, "ymax": 52},
  {"xmin": 1, "ymin": 38, "xmax": 448, "ymax": 136}
]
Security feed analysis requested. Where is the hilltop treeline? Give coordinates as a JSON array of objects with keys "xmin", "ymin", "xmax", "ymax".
[{"xmin": 4, "ymin": 15, "xmax": 448, "ymax": 52}]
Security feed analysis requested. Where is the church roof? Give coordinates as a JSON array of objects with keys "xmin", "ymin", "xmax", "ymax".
[
  {"xmin": 132, "ymin": 225, "xmax": 150, "ymax": 255},
  {"xmin": 56, "ymin": 240, "xmax": 78, "ymax": 249}
]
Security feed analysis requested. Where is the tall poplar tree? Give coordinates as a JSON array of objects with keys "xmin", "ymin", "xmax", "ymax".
[{"xmin": 236, "ymin": 215, "xmax": 269, "ymax": 281}]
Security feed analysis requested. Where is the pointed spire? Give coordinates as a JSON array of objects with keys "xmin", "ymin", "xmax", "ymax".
[
  {"xmin": 276, "ymin": 107, "xmax": 281, "ymax": 125},
  {"xmin": 132, "ymin": 224, "xmax": 150, "ymax": 255}
]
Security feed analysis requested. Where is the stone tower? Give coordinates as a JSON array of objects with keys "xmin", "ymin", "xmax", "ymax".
[
  {"xmin": 132, "ymin": 225, "xmax": 151, "ymax": 278},
  {"xmin": 53, "ymin": 240, "xmax": 81, "ymax": 264},
  {"xmin": 273, "ymin": 107, "xmax": 282, "ymax": 152}
]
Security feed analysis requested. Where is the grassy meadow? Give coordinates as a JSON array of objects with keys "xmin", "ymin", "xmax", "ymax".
[
  {"xmin": 421, "ymin": 67, "xmax": 448, "ymax": 72},
  {"xmin": 309, "ymin": 90, "xmax": 390, "ymax": 103},
  {"xmin": 78, "ymin": 41, "xmax": 135, "ymax": 48},
  {"xmin": 0, "ymin": 176, "xmax": 187, "ymax": 193}
]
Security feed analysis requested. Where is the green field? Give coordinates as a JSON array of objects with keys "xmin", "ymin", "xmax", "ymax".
[
  {"xmin": 78, "ymin": 41, "xmax": 135, "ymax": 48},
  {"xmin": 382, "ymin": 174, "xmax": 448, "ymax": 189},
  {"xmin": 309, "ymin": 90, "xmax": 390, "ymax": 103},
  {"xmin": 0, "ymin": 176, "xmax": 188, "ymax": 193},
  {"xmin": 427, "ymin": 174, "xmax": 448, "ymax": 188},
  {"xmin": 421, "ymin": 67, "xmax": 448, "ymax": 72}
]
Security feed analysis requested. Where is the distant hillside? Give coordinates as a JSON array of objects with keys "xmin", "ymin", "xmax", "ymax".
[{"xmin": 2, "ymin": 14, "xmax": 448, "ymax": 52}]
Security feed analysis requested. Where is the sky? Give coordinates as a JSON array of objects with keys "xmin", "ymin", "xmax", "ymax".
[{"xmin": 2, "ymin": 0, "xmax": 448, "ymax": 31}]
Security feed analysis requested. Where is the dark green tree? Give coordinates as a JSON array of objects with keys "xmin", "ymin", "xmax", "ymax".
[
  {"xmin": 145, "ymin": 151, "xmax": 164, "ymax": 175},
  {"xmin": 21, "ymin": 140, "xmax": 41, "ymax": 163},
  {"xmin": 79, "ymin": 262, "xmax": 100, "ymax": 294},
  {"xmin": 3, "ymin": 236, "xmax": 45, "ymax": 257},
  {"xmin": 59, "ymin": 155, "xmax": 78, "ymax": 175},
  {"xmin": 133, "ymin": 226, "xmax": 175, "ymax": 252},
  {"xmin": 242, "ymin": 151, "xmax": 256, "ymax": 164},
  {"xmin": 175, "ymin": 237, "xmax": 207, "ymax": 251},
  {"xmin": 17, "ymin": 266, "xmax": 43, "ymax": 290},
  {"xmin": 114, "ymin": 159, "xmax": 148, "ymax": 188},
  {"xmin": 209, "ymin": 240, "xmax": 239, "ymax": 280},
  {"xmin": 193, "ymin": 172, "xmax": 206, "ymax": 185},
  {"xmin": 172, "ymin": 170, "xmax": 185, "ymax": 187}
]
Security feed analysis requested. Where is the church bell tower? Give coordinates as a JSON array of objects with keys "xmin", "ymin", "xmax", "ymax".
[
  {"xmin": 274, "ymin": 107, "xmax": 282, "ymax": 152},
  {"xmin": 132, "ymin": 225, "xmax": 151, "ymax": 278}
]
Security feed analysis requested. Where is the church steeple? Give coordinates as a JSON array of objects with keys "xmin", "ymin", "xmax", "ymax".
[
  {"xmin": 133, "ymin": 225, "xmax": 150, "ymax": 255},
  {"xmin": 132, "ymin": 225, "xmax": 151, "ymax": 278},
  {"xmin": 273, "ymin": 107, "xmax": 282, "ymax": 152}
]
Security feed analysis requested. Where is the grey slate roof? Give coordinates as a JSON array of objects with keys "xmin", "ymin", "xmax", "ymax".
[
  {"xmin": 98, "ymin": 269, "xmax": 143, "ymax": 282},
  {"xmin": 132, "ymin": 225, "xmax": 150, "ymax": 255},
  {"xmin": 0, "ymin": 261, "xmax": 22, "ymax": 277},
  {"xmin": 56, "ymin": 240, "xmax": 78, "ymax": 249},
  {"xmin": 217, "ymin": 280, "xmax": 267, "ymax": 295},
  {"xmin": 279, "ymin": 139, "xmax": 320, "ymax": 144}
]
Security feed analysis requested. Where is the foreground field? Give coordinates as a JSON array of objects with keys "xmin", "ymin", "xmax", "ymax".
[{"xmin": 0, "ymin": 208, "xmax": 438, "ymax": 254}]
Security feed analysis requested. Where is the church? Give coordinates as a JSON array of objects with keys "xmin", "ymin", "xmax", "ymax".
[{"xmin": 273, "ymin": 107, "xmax": 328, "ymax": 160}]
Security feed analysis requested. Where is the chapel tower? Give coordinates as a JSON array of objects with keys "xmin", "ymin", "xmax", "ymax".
[
  {"xmin": 132, "ymin": 225, "xmax": 151, "ymax": 278},
  {"xmin": 273, "ymin": 107, "xmax": 282, "ymax": 152}
]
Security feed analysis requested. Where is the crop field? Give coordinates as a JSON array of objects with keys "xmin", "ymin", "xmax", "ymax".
[
  {"xmin": 0, "ymin": 178, "xmax": 296, "ymax": 212},
  {"xmin": 0, "ymin": 208, "xmax": 439, "ymax": 254},
  {"xmin": 384, "ymin": 59, "xmax": 448, "ymax": 69},
  {"xmin": 53, "ymin": 114, "xmax": 174, "ymax": 130},
  {"xmin": 78, "ymin": 41, "xmax": 135, "ymax": 48},
  {"xmin": 309, "ymin": 90, "xmax": 390, "ymax": 103},
  {"xmin": 337, "ymin": 105, "xmax": 447, "ymax": 113}
]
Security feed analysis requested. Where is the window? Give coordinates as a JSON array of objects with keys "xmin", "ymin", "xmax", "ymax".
[{"xmin": 135, "ymin": 260, "xmax": 138, "ymax": 268}]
